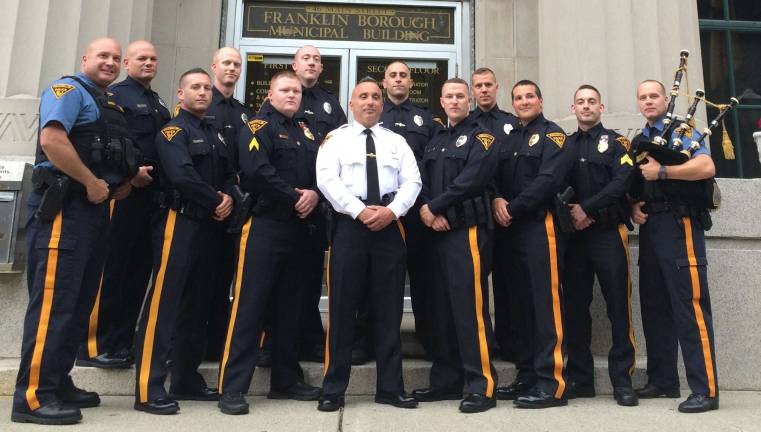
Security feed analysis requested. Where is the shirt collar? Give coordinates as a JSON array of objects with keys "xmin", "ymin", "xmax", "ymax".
[
  {"xmin": 75, "ymin": 73, "xmax": 98, "ymax": 90},
  {"xmin": 125, "ymin": 76, "xmax": 151, "ymax": 94},
  {"xmin": 383, "ymin": 99, "xmax": 411, "ymax": 113},
  {"xmin": 178, "ymin": 108, "xmax": 203, "ymax": 127},
  {"xmin": 578, "ymin": 122, "xmax": 604, "ymax": 139},
  {"xmin": 643, "ymin": 117, "xmax": 665, "ymax": 137},
  {"xmin": 350, "ymin": 121, "xmax": 381, "ymax": 137}
]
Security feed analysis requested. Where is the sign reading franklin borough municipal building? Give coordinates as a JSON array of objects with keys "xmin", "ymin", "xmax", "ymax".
[{"xmin": 243, "ymin": 1, "xmax": 455, "ymax": 44}]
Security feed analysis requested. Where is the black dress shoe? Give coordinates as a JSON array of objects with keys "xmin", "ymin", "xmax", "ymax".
[
  {"xmin": 257, "ymin": 349, "xmax": 272, "ymax": 367},
  {"xmin": 635, "ymin": 383, "xmax": 681, "ymax": 399},
  {"xmin": 566, "ymin": 381, "xmax": 596, "ymax": 399},
  {"xmin": 218, "ymin": 392, "xmax": 249, "ymax": 415},
  {"xmin": 268, "ymin": 382, "xmax": 322, "ymax": 401},
  {"xmin": 374, "ymin": 392, "xmax": 418, "ymax": 408},
  {"xmin": 351, "ymin": 348, "xmax": 368, "ymax": 365},
  {"xmin": 58, "ymin": 377, "xmax": 101, "ymax": 408},
  {"xmin": 495, "ymin": 381, "xmax": 533, "ymax": 400},
  {"xmin": 678, "ymin": 394, "xmax": 719, "ymax": 413},
  {"xmin": 317, "ymin": 396, "xmax": 345, "ymax": 412},
  {"xmin": 614, "ymin": 387, "xmax": 639, "ymax": 406},
  {"xmin": 76, "ymin": 352, "xmax": 131, "ymax": 369},
  {"xmin": 134, "ymin": 397, "xmax": 179, "ymax": 415},
  {"xmin": 514, "ymin": 388, "xmax": 568, "ymax": 409},
  {"xmin": 459, "ymin": 393, "xmax": 496, "ymax": 413},
  {"xmin": 412, "ymin": 386, "xmax": 462, "ymax": 402},
  {"xmin": 169, "ymin": 386, "xmax": 219, "ymax": 401},
  {"xmin": 11, "ymin": 400, "xmax": 82, "ymax": 425}
]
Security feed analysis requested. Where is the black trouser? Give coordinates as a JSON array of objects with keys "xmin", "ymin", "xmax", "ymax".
[
  {"xmin": 498, "ymin": 212, "xmax": 567, "ymax": 397},
  {"xmin": 639, "ymin": 211, "xmax": 718, "ymax": 397},
  {"xmin": 563, "ymin": 224, "xmax": 636, "ymax": 388},
  {"xmin": 426, "ymin": 224, "xmax": 497, "ymax": 397},
  {"xmin": 203, "ymin": 223, "xmax": 236, "ymax": 361},
  {"xmin": 299, "ymin": 216, "xmax": 327, "ymax": 355},
  {"xmin": 78, "ymin": 189, "xmax": 155, "ymax": 360},
  {"xmin": 322, "ymin": 216, "xmax": 407, "ymax": 398},
  {"xmin": 401, "ymin": 201, "xmax": 435, "ymax": 356},
  {"xmin": 492, "ymin": 225, "xmax": 517, "ymax": 360},
  {"xmin": 217, "ymin": 215, "xmax": 310, "ymax": 394},
  {"xmin": 14, "ymin": 193, "xmax": 109, "ymax": 410},
  {"xmin": 134, "ymin": 209, "xmax": 215, "ymax": 403}
]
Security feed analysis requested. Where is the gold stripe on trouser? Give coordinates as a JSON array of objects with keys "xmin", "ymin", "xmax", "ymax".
[
  {"xmin": 26, "ymin": 211, "xmax": 64, "ymax": 410},
  {"xmin": 138, "ymin": 210, "xmax": 177, "ymax": 403},
  {"xmin": 396, "ymin": 220, "xmax": 406, "ymax": 243},
  {"xmin": 218, "ymin": 217, "xmax": 253, "ymax": 394},
  {"xmin": 259, "ymin": 331, "xmax": 267, "ymax": 349},
  {"xmin": 467, "ymin": 226, "xmax": 494, "ymax": 397},
  {"xmin": 682, "ymin": 217, "xmax": 717, "ymax": 397},
  {"xmin": 544, "ymin": 212, "xmax": 566, "ymax": 399},
  {"xmin": 323, "ymin": 247, "xmax": 332, "ymax": 376},
  {"xmin": 86, "ymin": 199, "xmax": 116, "ymax": 358},
  {"xmin": 617, "ymin": 224, "xmax": 637, "ymax": 375}
]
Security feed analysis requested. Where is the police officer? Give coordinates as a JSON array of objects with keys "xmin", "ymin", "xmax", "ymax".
[
  {"xmin": 468, "ymin": 67, "xmax": 519, "ymax": 362},
  {"xmin": 491, "ymin": 80, "xmax": 571, "ymax": 408},
  {"xmin": 12, "ymin": 37, "xmax": 134, "ymax": 425},
  {"xmin": 412, "ymin": 78, "xmax": 498, "ymax": 413},
  {"xmin": 216, "ymin": 70, "xmax": 322, "ymax": 415},
  {"xmin": 562, "ymin": 85, "xmax": 637, "ymax": 406},
  {"xmin": 203, "ymin": 47, "xmax": 253, "ymax": 361},
  {"xmin": 631, "ymin": 80, "xmax": 719, "ymax": 413},
  {"xmin": 316, "ymin": 78, "xmax": 421, "ymax": 412},
  {"xmin": 76, "ymin": 40, "xmax": 171, "ymax": 370},
  {"xmin": 133, "ymin": 68, "xmax": 235, "ymax": 415},
  {"xmin": 379, "ymin": 60, "xmax": 439, "ymax": 358}
]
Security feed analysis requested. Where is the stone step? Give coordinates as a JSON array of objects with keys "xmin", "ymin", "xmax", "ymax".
[{"xmin": 0, "ymin": 356, "xmax": 674, "ymax": 397}]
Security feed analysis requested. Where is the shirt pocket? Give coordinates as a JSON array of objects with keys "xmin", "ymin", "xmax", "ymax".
[
  {"xmin": 338, "ymin": 150, "xmax": 365, "ymax": 189},
  {"xmin": 377, "ymin": 151, "xmax": 401, "ymax": 192},
  {"xmin": 586, "ymin": 153, "xmax": 613, "ymax": 185}
]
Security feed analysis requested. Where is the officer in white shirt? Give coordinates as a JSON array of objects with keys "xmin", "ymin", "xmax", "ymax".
[{"xmin": 316, "ymin": 78, "xmax": 421, "ymax": 412}]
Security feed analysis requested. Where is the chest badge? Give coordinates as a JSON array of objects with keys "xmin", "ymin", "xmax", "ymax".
[
  {"xmin": 323, "ymin": 102, "xmax": 332, "ymax": 114},
  {"xmin": 598, "ymin": 135, "xmax": 609, "ymax": 153},
  {"xmin": 504, "ymin": 123, "xmax": 514, "ymax": 135},
  {"xmin": 528, "ymin": 133, "xmax": 540, "ymax": 147},
  {"xmin": 241, "ymin": 113, "xmax": 248, "ymax": 123},
  {"xmin": 298, "ymin": 121, "xmax": 315, "ymax": 140},
  {"xmin": 455, "ymin": 135, "xmax": 468, "ymax": 147},
  {"xmin": 414, "ymin": 115, "xmax": 424, "ymax": 126},
  {"xmin": 217, "ymin": 132, "xmax": 226, "ymax": 146},
  {"xmin": 158, "ymin": 97, "xmax": 168, "ymax": 109}
]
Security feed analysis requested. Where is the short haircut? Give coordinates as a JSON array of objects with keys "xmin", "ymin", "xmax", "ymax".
[
  {"xmin": 270, "ymin": 70, "xmax": 299, "ymax": 88},
  {"xmin": 179, "ymin": 67, "xmax": 210, "ymax": 86},
  {"xmin": 385, "ymin": 60, "xmax": 410, "ymax": 72},
  {"xmin": 442, "ymin": 77, "xmax": 469, "ymax": 90},
  {"xmin": 511, "ymin": 79, "xmax": 542, "ymax": 100},
  {"xmin": 574, "ymin": 84, "xmax": 601, "ymax": 101},
  {"xmin": 472, "ymin": 67, "xmax": 496, "ymax": 80},
  {"xmin": 638, "ymin": 79, "xmax": 666, "ymax": 97},
  {"xmin": 358, "ymin": 76, "xmax": 379, "ymax": 86}
]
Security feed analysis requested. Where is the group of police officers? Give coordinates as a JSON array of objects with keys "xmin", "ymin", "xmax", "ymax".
[{"xmin": 10, "ymin": 36, "xmax": 720, "ymax": 425}]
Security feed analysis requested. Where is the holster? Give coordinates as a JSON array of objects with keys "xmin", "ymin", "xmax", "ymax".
[
  {"xmin": 226, "ymin": 185, "xmax": 253, "ymax": 234},
  {"xmin": 32, "ymin": 166, "xmax": 70, "ymax": 222},
  {"xmin": 554, "ymin": 186, "xmax": 575, "ymax": 234},
  {"xmin": 444, "ymin": 193, "xmax": 493, "ymax": 230}
]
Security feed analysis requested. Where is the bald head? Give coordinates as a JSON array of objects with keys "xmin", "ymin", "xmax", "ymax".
[
  {"xmin": 292, "ymin": 45, "xmax": 323, "ymax": 88},
  {"xmin": 124, "ymin": 40, "xmax": 157, "ymax": 86},
  {"xmin": 211, "ymin": 47, "xmax": 242, "ymax": 97},
  {"xmin": 81, "ymin": 37, "xmax": 122, "ymax": 90}
]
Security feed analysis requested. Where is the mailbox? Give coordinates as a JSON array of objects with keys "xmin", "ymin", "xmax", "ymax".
[{"xmin": 0, "ymin": 159, "xmax": 33, "ymax": 273}]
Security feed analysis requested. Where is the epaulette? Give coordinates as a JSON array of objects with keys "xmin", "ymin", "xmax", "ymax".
[{"xmin": 160, "ymin": 125, "xmax": 182, "ymax": 141}]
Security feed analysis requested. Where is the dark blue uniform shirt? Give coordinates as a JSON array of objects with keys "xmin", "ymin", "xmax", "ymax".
[{"xmin": 380, "ymin": 98, "xmax": 439, "ymax": 161}]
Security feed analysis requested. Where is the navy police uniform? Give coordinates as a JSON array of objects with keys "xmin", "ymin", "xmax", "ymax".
[
  {"xmin": 14, "ymin": 73, "xmax": 135, "ymax": 420},
  {"xmin": 493, "ymin": 113, "xmax": 571, "ymax": 402},
  {"xmin": 563, "ymin": 123, "xmax": 637, "ymax": 392},
  {"xmin": 78, "ymin": 76, "xmax": 171, "ymax": 366},
  {"xmin": 418, "ymin": 117, "xmax": 498, "ymax": 400},
  {"xmin": 632, "ymin": 120, "xmax": 719, "ymax": 401},
  {"xmin": 134, "ymin": 108, "xmax": 235, "ymax": 406}
]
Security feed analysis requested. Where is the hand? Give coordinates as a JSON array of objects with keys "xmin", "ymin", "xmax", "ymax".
[
  {"xmin": 431, "ymin": 215, "xmax": 451, "ymax": 232},
  {"xmin": 294, "ymin": 188, "xmax": 319, "ymax": 219},
  {"xmin": 632, "ymin": 201, "xmax": 648, "ymax": 225},
  {"xmin": 492, "ymin": 197, "xmax": 512, "ymax": 227},
  {"xmin": 85, "ymin": 178, "xmax": 109, "ymax": 204},
  {"xmin": 639, "ymin": 156, "xmax": 662, "ymax": 181},
  {"xmin": 214, "ymin": 192, "xmax": 233, "ymax": 221},
  {"xmin": 364, "ymin": 205, "xmax": 395, "ymax": 231},
  {"xmin": 569, "ymin": 204, "xmax": 592, "ymax": 231},
  {"xmin": 129, "ymin": 165, "xmax": 154, "ymax": 188},
  {"xmin": 111, "ymin": 181, "xmax": 132, "ymax": 200},
  {"xmin": 357, "ymin": 207, "xmax": 377, "ymax": 223},
  {"xmin": 419, "ymin": 204, "xmax": 436, "ymax": 227}
]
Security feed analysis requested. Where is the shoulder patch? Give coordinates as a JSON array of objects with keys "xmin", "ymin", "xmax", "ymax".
[
  {"xmin": 51, "ymin": 84, "xmax": 75, "ymax": 99},
  {"xmin": 173, "ymin": 103, "xmax": 181, "ymax": 118},
  {"xmin": 547, "ymin": 132, "xmax": 566, "ymax": 148},
  {"xmin": 616, "ymin": 136, "xmax": 631, "ymax": 151},
  {"xmin": 161, "ymin": 126, "xmax": 182, "ymax": 141},
  {"xmin": 320, "ymin": 132, "xmax": 334, "ymax": 148},
  {"xmin": 476, "ymin": 133, "xmax": 495, "ymax": 150},
  {"xmin": 247, "ymin": 119, "xmax": 268, "ymax": 134},
  {"xmin": 433, "ymin": 117, "xmax": 446, "ymax": 127}
]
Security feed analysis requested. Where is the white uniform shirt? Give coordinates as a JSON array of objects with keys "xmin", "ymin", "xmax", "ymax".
[{"xmin": 316, "ymin": 122, "xmax": 422, "ymax": 219}]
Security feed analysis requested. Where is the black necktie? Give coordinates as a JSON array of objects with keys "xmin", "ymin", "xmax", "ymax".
[
  {"xmin": 364, "ymin": 129, "xmax": 381, "ymax": 205},
  {"xmin": 649, "ymin": 126, "xmax": 659, "ymax": 141}
]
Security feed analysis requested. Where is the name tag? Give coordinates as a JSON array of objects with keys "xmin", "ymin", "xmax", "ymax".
[
  {"xmin": 192, "ymin": 139, "xmax": 205, "ymax": 143},
  {"xmin": 136, "ymin": 103, "xmax": 147, "ymax": 108}
]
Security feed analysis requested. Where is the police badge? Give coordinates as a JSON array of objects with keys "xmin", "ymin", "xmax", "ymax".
[
  {"xmin": 218, "ymin": 132, "xmax": 226, "ymax": 146},
  {"xmin": 158, "ymin": 97, "xmax": 168, "ymax": 109},
  {"xmin": 598, "ymin": 135, "xmax": 609, "ymax": 153},
  {"xmin": 323, "ymin": 102, "xmax": 332, "ymax": 114},
  {"xmin": 528, "ymin": 133, "xmax": 540, "ymax": 147},
  {"xmin": 456, "ymin": 135, "xmax": 468, "ymax": 147},
  {"xmin": 241, "ymin": 113, "xmax": 248, "ymax": 123},
  {"xmin": 504, "ymin": 123, "xmax": 514, "ymax": 135},
  {"xmin": 414, "ymin": 115, "xmax": 423, "ymax": 126},
  {"xmin": 298, "ymin": 121, "xmax": 315, "ymax": 140}
]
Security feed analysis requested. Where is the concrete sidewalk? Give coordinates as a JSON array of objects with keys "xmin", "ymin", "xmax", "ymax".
[{"xmin": 2, "ymin": 392, "xmax": 760, "ymax": 432}]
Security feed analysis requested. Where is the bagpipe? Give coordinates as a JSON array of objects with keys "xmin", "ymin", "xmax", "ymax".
[{"xmin": 635, "ymin": 49, "xmax": 739, "ymax": 166}]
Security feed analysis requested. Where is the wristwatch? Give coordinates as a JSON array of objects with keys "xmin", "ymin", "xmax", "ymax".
[{"xmin": 658, "ymin": 165, "xmax": 668, "ymax": 180}]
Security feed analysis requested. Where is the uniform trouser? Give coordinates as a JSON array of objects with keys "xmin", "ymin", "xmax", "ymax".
[
  {"xmin": 563, "ymin": 224, "xmax": 636, "ymax": 388},
  {"xmin": 500, "ymin": 212, "xmax": 567, "ymax": 397},
  {"xmin": 426, "ymin": 225, "xmax": 497, "ymax": 397},
  {"xmin": 639, "ymin": 212, "xmax": 718, "ymax": 397},
  {"xmin": 492, "ymin": 226, "xmax": 517, "ymax": 359},
  {"xmin": 14, "ymin": 194, "xmax": 109, "ymax": 410},
  {"xmin": 134, "ymin": 210, "xmax": 214, "ymax": 403},
  {"xmin": 217, "ymin": 216, "xmax": 310, "ymax": 394},
  {"xmin": 401, "ymin": 202, "xmax": 435, "ymax": 356},
  {"xmin": 79, "ymin": 189, "xmax": 155, "ymax": 360},
  {"xmin": 299, "ymin": 216, "xmax": 327, "ymax": 355},
  {"xmin": 203, "ymin": 224, "xmax": 236, "ymax": 361},
  {"xmin": 322, "ymin": 216, "xmax": 406, "ymax": 398}
]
